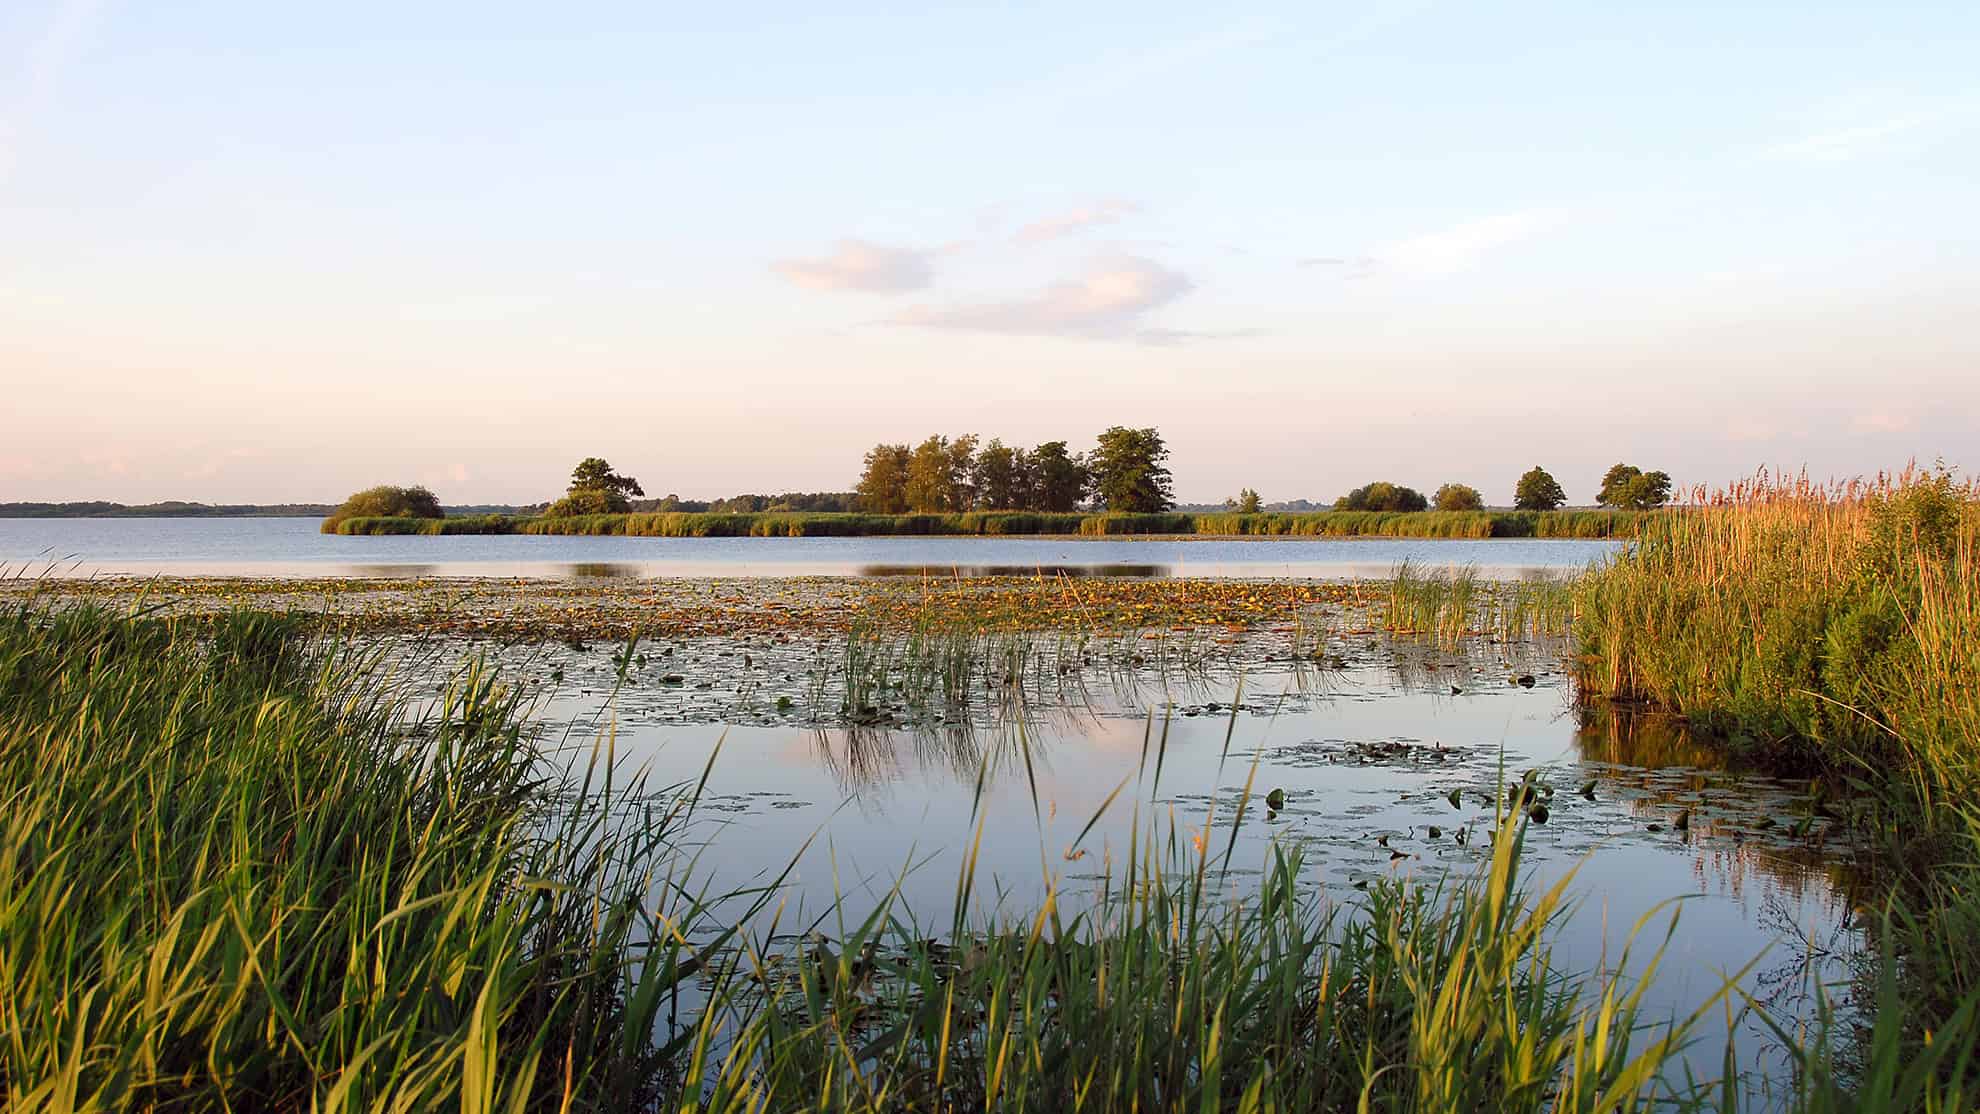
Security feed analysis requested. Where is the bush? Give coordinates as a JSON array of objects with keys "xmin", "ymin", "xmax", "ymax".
[
  {"xmin": 1434, "ymin": 483, "xmax": 1485, "ymax": 512},
  {"xmin": 319, "ymin": 485, "xmax": 443, "ymax": 532},
  {"xmin": 1335, "ymin": 482, "xmax": 1429, "ymax": 513},
  {"xmin": 545, "ymin": 488, "xmax": 626, "ymax": 517}
]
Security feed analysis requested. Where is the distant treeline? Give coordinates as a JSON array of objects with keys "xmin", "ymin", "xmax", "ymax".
[
  {"xmin": 328, "ymin": 508, "xmax": 1645, "ymax": 539},
  {"xmin": 0, "ymin": 501, "xmax": 339, "ymax": 518}
]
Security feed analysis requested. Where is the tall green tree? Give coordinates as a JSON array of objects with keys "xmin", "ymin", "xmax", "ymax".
[
  {"xmin": 1597, "ymin": 464, "xmax": 1673, "ymax": 510},
  {"xmin": 1087, "ymin": 427, "xmax": 1174, "ymax": 513},
  {"xmin": 1236, "ymin": 488, "xmax": 1262, "ymax": 514},
  {"xmin": 1028, "ymin": 441, "xmax": 1090, "ymax": 512},
  {"xmin": 855, "ymin": 444, "xmax": 911, "ymax": 513},
  {"xmin": 972, "ymin": 439, "xmax": 1022, "ymax": 510},
  {"xmin": 558, "ymin": 458, "xmax": 643, "ymax": 514},
  {"xmin": 1514, "ymin": 467, "xmax": 1567, "ymax": 511},
  {"xmin": 905, "ymin": 435, "xmax": 978, "ymax": 512}
]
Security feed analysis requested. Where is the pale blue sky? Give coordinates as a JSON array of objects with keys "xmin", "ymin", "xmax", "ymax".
[{"xmin": 2, "ymin": 0, "xmax": 1975, "ymax": 504}]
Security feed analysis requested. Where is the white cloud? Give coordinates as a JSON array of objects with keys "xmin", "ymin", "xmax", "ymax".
[
  {"xmin": 1375, "ymin": 212, "xmax": 1547, "ymax": 278},
  {"xmin": 771, "ymin": 239, "xmax": 937, "ymax": 293},
  {"xmin": 1012, "ymin": 199, "xmax": 1140, "ymax": 244},
  {"xmin": 893, "ymin": 256, "xmax": 1196, "ymax": 342}
]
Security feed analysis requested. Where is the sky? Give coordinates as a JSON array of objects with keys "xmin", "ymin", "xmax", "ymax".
[{"xmin": 1, "ymin": 0, "xmax": 1976, "ymax": 507}]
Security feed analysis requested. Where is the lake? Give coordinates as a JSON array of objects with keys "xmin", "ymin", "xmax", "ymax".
[
  {"xmin": 0, "ymin": 516, "xmax": 1622, "ymax": 580},
  {"xmin": 423, "ymin": 623, "xmax": 1857, "ymax": 1095}
]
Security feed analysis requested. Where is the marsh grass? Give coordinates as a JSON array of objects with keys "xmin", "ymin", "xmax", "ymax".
[
  {"xmin": 1571, "ymin": 466, "xmax": 1980, "ymax": 1089},
  {"xmin": 0, "ymin": 600, "xmax": 734, "ymax": 1111},
  {"xmin": 337, "ymin": 509, "xmax": 1650, "ymax": 539},
  {"xmin": 1379, "ymin": 559, "xmax": 1575, "ymax": 645},
  {"xmin": 14, "ymin": 577, "xmax": 1980, "ymax": 1107}
]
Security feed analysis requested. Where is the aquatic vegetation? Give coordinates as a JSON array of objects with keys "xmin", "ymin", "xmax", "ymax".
[
  {"xmin": 1572, "ymin": 465, "xmax": 1980, "ymax": 1086},
  {"xmin": 324, "ymin": 507, "xmax": 1651, "ymax": 538},
  {"xmin": 0, "ymin": 602, "xmax": 718, "ymax": 1110}
]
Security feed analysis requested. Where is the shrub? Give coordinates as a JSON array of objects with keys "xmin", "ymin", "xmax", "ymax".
[
  {"xmin": 1434, "ymin": 483, "xmax": 1485, "ymax": 512},
  {"xmin": 320, "ymin": 485, "xmax": 443, "ymax": 532},
  {"xmin": 1335, "ymin": 482, "xmax": 1429, "ymax": 513}
]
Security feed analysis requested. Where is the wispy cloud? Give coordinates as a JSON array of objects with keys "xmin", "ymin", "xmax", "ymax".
[
  {"xmin": 771, "ymin": 239, "xmax": 940, "ymax": 294},
  {"xmin": 1012, "ymin": 199, "xmax": 1141, "ymax": 244},
  {"xmin": 1374, "ymin": 211, "xmax": 1548, "ymax": 278},
  {"xmin": 893, "ymin": 256, "xmax": 1197, "ymax": 343}
]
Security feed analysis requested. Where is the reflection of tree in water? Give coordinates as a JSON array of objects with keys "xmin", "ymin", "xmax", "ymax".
[{"xmin": 808, "ymin": 703, "xmax": 1087, "ymax": 802}]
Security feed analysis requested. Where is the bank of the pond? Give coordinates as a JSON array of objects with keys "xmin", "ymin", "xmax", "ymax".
[
  {"xmin": 329, "ymin": 506, "xmax": 1646, "ymax": 539},
  {"xmin": 1572, "ymin": 468, "xmax": 1980, "ymax": 1077}
]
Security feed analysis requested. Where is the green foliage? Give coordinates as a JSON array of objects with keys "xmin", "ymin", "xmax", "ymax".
[
  {"xmin": 1572, "ymin": 469, "xmax": 1980, "ymax": 1069},
  {"xmin": 0, "ymin": 604, "xmax": 696, "ymax": 1109},
  {"xmin": 1434, "ymin": 482, "xmax": 1485, "ymax": 511},
  {"xmin": 1597, "ymin": 463, "xmax": 1674, "ymax": 509},
  {"xmin": 1087, "ymin": 426, "xmax": 1174, "ymax": 512},
  {"xmin": 408, "ymin": 508, "xmax": 1649, "ymax": 539},
  {"xmin": 856, "ymin": 443, "xmax": 913, "ymax": 513},
  {"xmin": 1236, "ymin": 487, "xmax": 1262, "ymax": 513},
  {"xmin": 319, "ymin": 484, "xmax": 443, "ymax": 532},
  {"xmin": 1336, "ymin": 481, "xmax": 1429, "ymax": 512},
  {"xmin": 1029, "ymin": 440, "xmax": 1090, "ymax": 512},
  {"xmin": 1515, "ymin": 466, "xmax": 1568, "ymax": 511},
  {"xmin": 545, "ymin": 487, "xmax": 624, "ymax": 517}
]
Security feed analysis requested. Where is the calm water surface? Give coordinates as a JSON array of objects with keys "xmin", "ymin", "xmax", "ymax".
[
  {"xmin": 426, "ymin": 628, "xmax": 1860, "ymax": 1094},
  {"xmin": 2, "ymin": 517, "xmax": 1622, "ymax": 579}
]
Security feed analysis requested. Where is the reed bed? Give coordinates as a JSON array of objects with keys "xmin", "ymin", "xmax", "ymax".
[
  {"xmin": 1378, "ymin": 559, "xmax": 1576, "ymax": 644},
  {"xmin": 330, "ymin": 509, "xmax": 1650, "ymax": 539},
  {"xmin": 1571, "ymin": 466, "xmax": 1980, "ymax": 1078},
  {"xmin": 0, "ymin": 602, "xmax": 715, "ymax": 1111}
]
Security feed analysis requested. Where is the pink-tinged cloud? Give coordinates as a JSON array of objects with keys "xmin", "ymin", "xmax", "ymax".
[
  {"xmin": 892, "ymin": 256, "xmax": 1196, "ymax": 343},
  {"xmin": 771, "ymin": 239, "xmax": 936, "ymax": 293},
  {"xmin": 1011, "ymin": 199, "xmax": 1140, "ymax": 245}
]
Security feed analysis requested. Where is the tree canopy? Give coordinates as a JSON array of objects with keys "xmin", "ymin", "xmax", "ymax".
[
  {"xmin": 1087, "ymin": 427, "xmax": 1174, "ymax": 513},
  {"xmin": 548, "ymin": 458, "xmax": 645, "ymax": 516},
  {"xmin": 1433, "ymin": 483, "xmax": 1484, "ymax": 512},
  {"xmin": 1513, "ymin": 467, "xmax": 1567, "ymax": 511},
  {"xmin": 1335, "ymin": 482, "xmax": 1428, "ymax": 513},
  {"xmin": 321, "ymin": 485, "xmax": 443, "ymax": 531},
  {"xmin": 1597, "ymin": 464, "xmax": 1673, "ymax": 510}
]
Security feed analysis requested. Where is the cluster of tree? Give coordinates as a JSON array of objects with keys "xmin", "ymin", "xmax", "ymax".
[
  {"xmin": 321, "ymin": 485, "xmax": 443, "ymax": 530},
  {"xmin": 855, "ymin": 427, "xmax": 1173, "ymax": 514},
  {"xmin": 1596, "ymin": 463, "xmax": 1674, "ymax": 510},
  {"xmin": 545, "ymin": 458, "xmax": 645, "ymax": 517},
  {"xmin": 1, "ymin": 501, "xmax": 336, "ymax": 518},
  {"xmin": 1335, "ymin": 482, "xmax": 1430, "ymax": 512},
  {"xmin": 631, "ymin": 492, "xmax": 860, "ymax": 514}
]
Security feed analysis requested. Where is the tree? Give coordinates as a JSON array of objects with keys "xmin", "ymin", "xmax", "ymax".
[
  {"xmin": 1597, "ymin": 463, "xmax": 1673, "ymax": 510},
  {"xmin": 1237, "ymin": 488, "xmax": 1262, "ymax": 514},
  {"xmin": 568, "ymin": 458, "xmax": 643, "ymax": 501},
  {"xmin": 1087, "ymin": 427, "xmax": 1173, "ymax": 513},
  {"xmin": 1335, "ymin": 482, "xmax": 1428, "ymax": 512},
  {"xmin": 856, "ymin": 444, "xmax": 911, "ymax": 513},
  {"xmin": 321, "ymin": 485, "xmax": 443, "ymax": 531},
  {"xmin": 1433, "ymin": 483, "xmax": 1484, "ymax": 512},
  {"xmin": 973, "ymin": 439, "xmax": 1023, "ymax": 510},
  {"xmin": 904, "ymin": 435, "xmax": 977, "ymax": 512},
  {"xmin": 1029, "ymin": 441, "xmax": 1090, "ymax": 512},
  {"xmin": 1514, "ymin": 467, "xmax": 1567, "ymax": 511}
]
